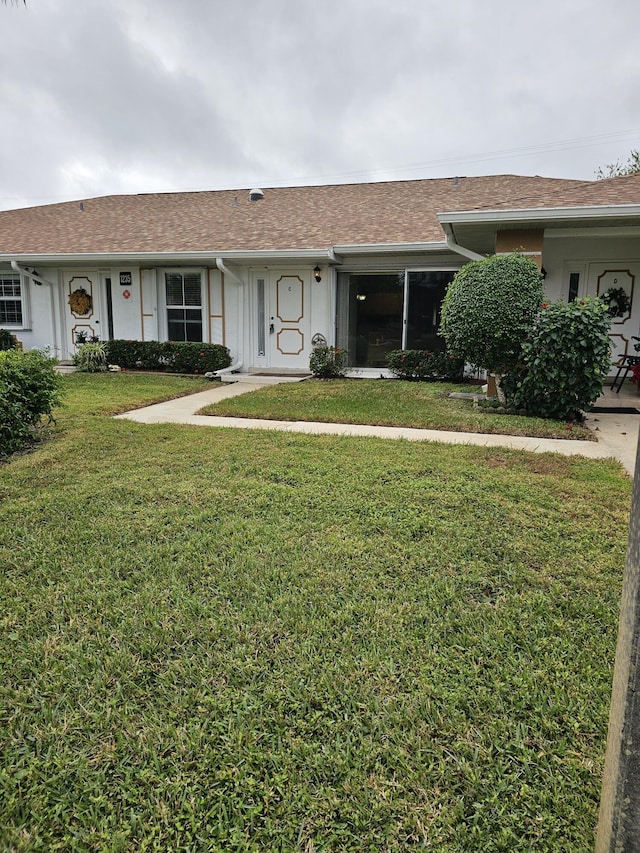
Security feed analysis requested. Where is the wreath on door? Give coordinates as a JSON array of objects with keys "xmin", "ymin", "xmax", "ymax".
[
  {"xmin": 68, "ymin": 287, "xmax": 92, "ymax": 316},
  {"xmin": 600, "ymin": 286, "xmax": 630, "ymax": 318}
]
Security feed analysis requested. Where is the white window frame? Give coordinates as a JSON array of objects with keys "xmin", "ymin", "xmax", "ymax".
[
  {"xmin": 0, "ymin": 270, "xmax": 31, "ymax": 330},
  {"xmin": 159, "ymin": 268, "xmax": 205, "ymax": 342}
]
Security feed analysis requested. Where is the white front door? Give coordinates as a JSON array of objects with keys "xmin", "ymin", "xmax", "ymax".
[
  {"xmin": 588, "ymin": 263, "xmax": 640, "ymax": 362},
  {"xmin": 64, "ymin": 273, "xmax": 102, "ymax": 357},
  {"xmin": 267, "ymin": 271, "xmax": 311, "ymax": 369}
]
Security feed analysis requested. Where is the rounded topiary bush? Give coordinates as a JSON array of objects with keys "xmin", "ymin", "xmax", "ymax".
[{"xmin": 440, "ymin": 254, "xmax": 544, "ymax": 374}]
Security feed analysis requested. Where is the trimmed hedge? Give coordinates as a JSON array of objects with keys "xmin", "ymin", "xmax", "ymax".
[
  {"xmin": 386, "ymin": 349, "xmax": 465, "ymax": 381},
  {"xmin": 0, "ymin": 348, "xmax": 61, "ymax": 457},
  {"xmin": 104, "ymin": 340, "xmax": 231, "ymax": 374}
]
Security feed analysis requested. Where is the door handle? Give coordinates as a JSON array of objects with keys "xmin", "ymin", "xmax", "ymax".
[{"xmin": 269, "ymin": 323, "xmax": 275, "ymax": 334}]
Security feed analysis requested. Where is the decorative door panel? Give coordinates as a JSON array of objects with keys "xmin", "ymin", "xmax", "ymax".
[
  {"xmin": 64, "ymin": 273, "xmax": 102, "ymax": 357},
  {"xmin": 268, "ymin": 273, "xmax": 310, "ymax": 368},
  {"xmin": 588, "ymin": 264, "xmax": 639, "ymax": 363}
]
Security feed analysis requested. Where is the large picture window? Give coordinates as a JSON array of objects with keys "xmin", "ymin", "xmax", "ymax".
[
  {"xmin": 165, "ymin": 272, "xmax": 202, "ymax": 341},
  {"xmin": 0, "ymin": 272, "xmax": 23, "ymax": 326}
]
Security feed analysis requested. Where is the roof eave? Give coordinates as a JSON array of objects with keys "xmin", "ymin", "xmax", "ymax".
[
  {"xmin": 332, "ymin": 241, "xmax": 450, "ymax": 255},
  {"xmin": 437, "ymin": 203, "xmax": 640, "ymax": 226},
  {"xmin": 0, "ymin": 248, "xmax": 338, "ymax": 265}
]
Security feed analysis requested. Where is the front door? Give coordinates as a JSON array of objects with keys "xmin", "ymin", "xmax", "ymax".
[
  {"xmin": 64, "ymin": 273, "xmax": 102, "ymax": 358},
  {"xmin": 267, "ymin": 271, "xmax": 310, "ymax": 370},
  {"xmin": 588, "ymin": 263, "xmax": 640, "ymax": 362}
]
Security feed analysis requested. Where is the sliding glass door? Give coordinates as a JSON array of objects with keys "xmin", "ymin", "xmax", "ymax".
[
  {"xmin": 405, "ymin": 271, "xmax": 455, "ymax": 350},
  {"xmin": 337, "ymin": 270, "xmax": 456, "ymax": 367}
]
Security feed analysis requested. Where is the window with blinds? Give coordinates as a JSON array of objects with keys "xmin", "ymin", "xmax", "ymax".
[{"xmin": 165, "ymin": 272, "xmax": 203, "ymax": 342}]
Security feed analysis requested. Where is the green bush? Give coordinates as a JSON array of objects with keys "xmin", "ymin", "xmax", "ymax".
[
  {"xmin": 0, "ymin": 349, "xmax": 61, "ymax": 457},
  {"xmin": 73, "ymin": 342, "xmax": 108, "ymax": 373},
  {"xmin": 440, "ymin": 254, "xmax": 544, "ymax": 373},
  {"xmin": 0, "ymin": 329, "xmax": 18, "ymax": 351},
  {"xmin": 502, "ymin": 298, "xmax": 612, "ymax": 421},
  {"xmin": 386, "ymin": 349, "xmax": 465, "ymax": 381},
  {"xmin": 103, "ymin": 340, "xmax": 231, "ymax": 374},
  {"xmin": 309, "ymin": 346, "xmax": 347, "ymax": 378}
]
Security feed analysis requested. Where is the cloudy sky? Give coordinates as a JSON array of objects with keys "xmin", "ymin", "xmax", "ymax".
[{"xmin": 1, "ymin": 0, "xmax": 639, "ymax": 210}]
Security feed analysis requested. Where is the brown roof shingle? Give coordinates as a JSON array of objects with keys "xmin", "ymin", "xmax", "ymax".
[{"xmin": 0, "ymin": 173, "xmax": 637, "ymax": 256}]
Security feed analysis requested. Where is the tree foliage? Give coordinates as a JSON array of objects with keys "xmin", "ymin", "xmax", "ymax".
[
  {"xmin": 439, "ymin": 254, "xmax": 544, "ymax": 374},
  {"xmin": 595, "ymin": 149, "xmax": 640, "ymax": 179}
]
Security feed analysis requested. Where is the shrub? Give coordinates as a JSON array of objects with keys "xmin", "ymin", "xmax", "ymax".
[
  {"xmin": 440, "ymin": 254, "xmax": 544, "ymax": 374},
  {"xmin": 73, "ymin": 342, "xmax": 108, "ymax": 373},
  {"xmin": 309, "ymin": 346, "xmax": 347, "ymax": 378},
  {"xmin": 103, "ymin": 340, "xmax": 231, "ymax": 374},
  {"xmin": 502, "ymin": 298, "xmax": 612, "ymax": 421},
  {"xmin": 0, "ymin": 329, "xmax": 17, "ymax": 351},
  {"xmin": 386, "ymin": 349, "xmax": 465, "ymax": 381},
  {"xmin": 0, "ymin": 348, "xmax": 61, "ymax": 457}
]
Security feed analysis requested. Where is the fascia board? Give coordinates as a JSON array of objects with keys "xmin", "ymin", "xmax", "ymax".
[
  {"xmin": 437, "ymin": 204, "xmax": 640, "ymax": 225},
  {"xmin": 0, "ymin": 248, "xmax": 336, "ymax": 265},
  {"xmin": 333, "ymin": 241, "xmax": 450, "ymax": 255}
]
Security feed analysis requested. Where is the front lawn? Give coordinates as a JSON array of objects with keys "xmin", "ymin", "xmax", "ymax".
[
  {"xmin": 198, "ymin": 379, "xmax": 594, "ymax": 440},
  {"xmin": 0, "ymin": 374, "xmax": 630, "ymax": 851}
]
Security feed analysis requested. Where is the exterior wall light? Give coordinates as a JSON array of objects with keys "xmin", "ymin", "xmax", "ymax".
[{"xmin": 313, "ymin": 265, "xmax": 322, "ymax": 283}]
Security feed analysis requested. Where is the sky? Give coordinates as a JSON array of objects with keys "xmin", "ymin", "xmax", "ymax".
[{"xmin": 1, "ymin": 0, "xmax": 639, "ymax": 211}]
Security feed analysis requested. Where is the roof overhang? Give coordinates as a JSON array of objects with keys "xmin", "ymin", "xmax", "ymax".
[
  {"xmin": 0, "ymin": 242, "xmax": 456, "ymax": 267},
  {"xmin": 332, "ymin": 241, "xmax": 450, "ymax": 256},
  {"xmin": 437, "ymin": 204, "xmax": 640, "ymax": 256},
  {"xmin": 438, "ymin": 203, "xmax": 640, "ymax": 226},
  {"xmin": 0, "ymin": 248, "xmax": 341, "ymax": 266}
]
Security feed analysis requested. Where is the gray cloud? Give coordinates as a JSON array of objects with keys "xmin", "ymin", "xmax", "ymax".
[{"xmin": 1, "ymin": 0, "xmax": 639, "ymax": 209}]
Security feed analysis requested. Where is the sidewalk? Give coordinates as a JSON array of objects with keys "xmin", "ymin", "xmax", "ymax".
[{"xmin": 115, "ymin": 380, "xmax": 640, "ymax": 476}]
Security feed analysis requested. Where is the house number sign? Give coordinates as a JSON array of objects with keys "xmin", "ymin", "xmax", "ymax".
[{"xmin": 119, "ymin": 272, "xmax": 132, "ymax": 286}]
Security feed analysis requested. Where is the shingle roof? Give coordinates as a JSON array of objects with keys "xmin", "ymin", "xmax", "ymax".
[{"xmin": 0, "ymin": 173, "xmax": 638, "ymax": 256}]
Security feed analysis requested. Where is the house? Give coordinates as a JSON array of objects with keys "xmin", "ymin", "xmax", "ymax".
[{"xmin": 1, "ymin": 173, "xmax": 640, "ymax": 373}]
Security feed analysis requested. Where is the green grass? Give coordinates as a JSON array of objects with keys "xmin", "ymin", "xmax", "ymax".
[
  {"xmin": 0, "ymin": 374, "xmax": 631, "ymax": 851},
  {"xmin": 198, "ymin": 379, "xmax": 594, "ymax": 440}
]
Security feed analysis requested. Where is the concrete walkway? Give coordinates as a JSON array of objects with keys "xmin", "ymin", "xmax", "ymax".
[{"xmin": 115, "ymin": 380, "xmax": 640, "ymax": 476}]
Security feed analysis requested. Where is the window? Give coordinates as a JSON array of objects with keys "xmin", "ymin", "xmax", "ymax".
[
  {"xmin": 568, "ymin": 272, "xmax": 580, "ymax": 303},
  {"xmin": 0, "ymin": 272, "xmax": 23, "ymax": 326},
  {"xmin": 406, "ymin": 270, "xmax": 455, "ymax": 350},
  {"xmin": 165, "ymin": 272, "xmax": 202, "ymax": 341},
  {"xmin": 337, "ymin": 270, "xmax": 456, "ymax": 367}
]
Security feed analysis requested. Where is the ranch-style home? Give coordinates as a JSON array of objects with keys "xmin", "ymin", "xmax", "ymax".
[{"xmin": 1, "ymin": 173, "xmax": 640, "ymax": 374}]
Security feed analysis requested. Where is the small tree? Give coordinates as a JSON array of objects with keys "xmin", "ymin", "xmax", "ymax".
[
  {"xmin": 503, "ymin": 298, "xmax": 612, "ymax": 422},
  {"xmin": 440, "ymin": 254, "xmax": 544, "ymax": 387}
]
